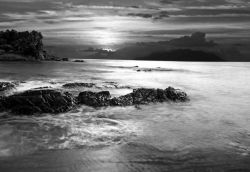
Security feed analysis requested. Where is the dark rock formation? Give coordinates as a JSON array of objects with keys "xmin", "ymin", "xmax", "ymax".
[
  {"xmin": 0, "ymin": 89, "xmax": 75, "ymax": 115},
  {"xmin": 78, "ymin": 91, "xmax": 111, "ymax": 107},
  {"xmin": 73, "ymin": 60, "xmax": 85, "ymax": 62},
  {"xmin": 78, "ymin": 87, "xmax": 189, "ymax": 107},
  {"xmin": 131, "ymin": 87, "xmax": 188, "ymax": 104},
  {"xmin": 62, "ymin": 58, "xmax": 69, "ymax": 61},
  {"xmin": 136, "ymin": 49, "xmax": 224, "ymax": 61},
  {"xmin": 0, "ymin": 82, "xmax": 16, "ymax": 92},
  {"xmin": 0, "ymin": 86, "xmax": 188, "ymax": 115},
  {"xmin": 63, "ymin": 83, "xmax": 95, "ymax": 88}
]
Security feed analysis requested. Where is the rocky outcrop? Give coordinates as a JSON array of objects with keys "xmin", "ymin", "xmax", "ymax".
[
  {"xmin": 63, "ymin": 83, "xmax": 95, "ymax": 88},
  {"xmin": 77, "ymin": 87, "xmax": 189, "ymax": 107},
  {"xmin": 0, "ymin": 86, "xmax": 189, "ymax": 115},
  {"xmin": 0, "ymin": 89, "xmax": 75, "ymax": 115}
]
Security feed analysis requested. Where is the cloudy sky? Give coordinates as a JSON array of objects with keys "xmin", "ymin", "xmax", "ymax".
[{"xmin": 0, "ymin": 0, "xmax": 250, "ymax": 49}]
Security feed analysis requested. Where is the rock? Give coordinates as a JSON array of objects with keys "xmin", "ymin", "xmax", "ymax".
[
  {"xmin": 78, "ymin": 91, "xmax": 111, "ymax": 107},
  {"xmin": 1, "ymin": 89, "xmax": 75, "ymax": 115},
  {"xmin": 77, "ymin": 87, "xmax": 189, "ymax": 107},
  {"xmin": 73, "ymin": 60, "xmax": 85, "ymax": 62},
  {"xmin": 0, "ymin": 82, "xmax": 16, "ymax": 92},
  {"xmin": 110, "ymin": 94, "xmax": 134, "ymax": 106},
  {"xmin": 164, "ymin": 87, "xmax": 188, "ymax": 102},
  {"xmin": 62, "ymin": 58, "xmax": 69, "ymax": 61},
  {"xmin": 132, "ymin": 87, "xmax": 188, "ymax": 104},
  {"xmin": 136, "ymin": 68, "xmax": 152, "ymax": 72},
  {"xmin": 132, "ymin": 88, "xmax": 159, "ymax": 104},
  {"xmin": 63, "ymin": 83, "xmax": 95, "ymax": 88}
]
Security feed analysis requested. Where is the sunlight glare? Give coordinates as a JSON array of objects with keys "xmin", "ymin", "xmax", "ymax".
[{"xmin": 90, "ymin": 30, "xmax": 122, "ymax": 46}]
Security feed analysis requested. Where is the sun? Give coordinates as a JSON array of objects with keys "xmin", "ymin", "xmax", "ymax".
[{"xmin": 90, "ymin": 30, "xmax": 121, "ymax": 46}]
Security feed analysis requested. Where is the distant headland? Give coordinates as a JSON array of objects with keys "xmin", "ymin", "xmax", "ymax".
[
  {"xmin": 0, "ymin": 30, "xmax": 68, "ymax": 61},
  {"xmin": 0, "ymin": 30, "xmax": 244, "ymax": 62}
]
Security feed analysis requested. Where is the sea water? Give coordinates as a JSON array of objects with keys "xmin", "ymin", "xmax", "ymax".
[{"xmin": 0, "ymin": 60, "xmax": 250, "ymax": 171}]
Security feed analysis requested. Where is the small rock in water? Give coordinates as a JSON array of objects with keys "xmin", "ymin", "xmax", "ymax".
[
  {"xmin": 73, "ymin": 60, "xmax": 85, "ymax": 63},
  {"xmin": 62, "ymin": 82, "xmax": 96, "ymax": 88},
  {"xmin": 62, "ymin": 58, "xmax": 69, "ymax": 61},
  {"xmin": 34, "ymin": 86, "xmax": 52, "ymax": 90}
]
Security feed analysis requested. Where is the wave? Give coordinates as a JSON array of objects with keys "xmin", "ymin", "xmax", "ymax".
[{"xmin": 0, "ymin": 106, "xmax": 139, "ymax": 157}]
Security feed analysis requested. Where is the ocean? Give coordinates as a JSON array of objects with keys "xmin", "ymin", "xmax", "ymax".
[{"xmin": 1, "ymin": 60, "xmax": 250, "ymax": 171}]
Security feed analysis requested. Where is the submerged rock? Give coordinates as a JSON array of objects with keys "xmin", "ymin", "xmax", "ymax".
[
  {"xmin": 62, "ymin": 82, "xmax": 96, "ymax": 88},
  {"xmin": 77, "ymin": 87, "xmax": 189, "ymax": 107},
  {"xmin": 1, "ymin": 89, "xmax": 75, "ymax": 115}
]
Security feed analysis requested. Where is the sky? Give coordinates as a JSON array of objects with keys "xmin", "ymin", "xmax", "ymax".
[{"xmin": 0, "ymin": 0, "xmax": 250, "ymax": 49}]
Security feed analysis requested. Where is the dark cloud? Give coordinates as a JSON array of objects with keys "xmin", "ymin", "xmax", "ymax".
[{"xmin": 126, "ymin": 11, "xmax": 168, "ymax": 19}]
